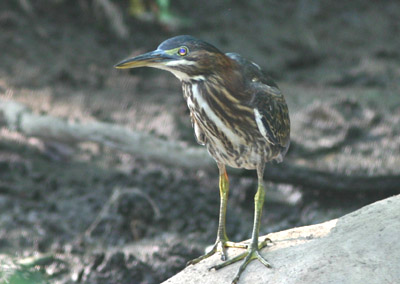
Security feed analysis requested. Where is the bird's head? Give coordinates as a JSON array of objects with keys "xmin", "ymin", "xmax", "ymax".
[{"xmin": 115, "ymin": 35, "xmax": 232, "ymax": 82}]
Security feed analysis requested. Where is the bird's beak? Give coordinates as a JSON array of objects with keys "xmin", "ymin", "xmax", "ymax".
[{"xmin": 114, "ymin": 50, "xmax": 173, "ymax": 69}]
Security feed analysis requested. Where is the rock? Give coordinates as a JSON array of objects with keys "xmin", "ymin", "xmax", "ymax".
[{"xmin": 162, "ymin": 195, "xmax": 400, "ymax": 284}]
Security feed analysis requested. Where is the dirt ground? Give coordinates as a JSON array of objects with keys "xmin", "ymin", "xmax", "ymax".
[{"xmin": 0, "ymin": 1, "xmax": 399, "ymax": 283}]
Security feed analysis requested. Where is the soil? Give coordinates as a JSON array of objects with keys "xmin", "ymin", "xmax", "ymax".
[{"xmin": 0, "ymin": 1, "xmax": 399, "ymax": 283}]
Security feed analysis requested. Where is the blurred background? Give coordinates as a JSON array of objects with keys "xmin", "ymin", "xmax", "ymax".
[{"xmin": 0, "ymin": 0, "xmax": 399, "ymax": 283}]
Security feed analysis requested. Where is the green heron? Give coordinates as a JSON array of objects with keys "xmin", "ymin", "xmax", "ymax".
[{"xmin": 115, "ymin": 35, "xmax": 290, "ymax": 283}]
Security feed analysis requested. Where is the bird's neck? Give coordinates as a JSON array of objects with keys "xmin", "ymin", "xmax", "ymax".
[
  {"xmin": 175, "ymin": 55, "xmax": 242, "ymax": 85},
  {"xmin": 181, "ymin": 68, "xmax": 245, "ymax": 107}
]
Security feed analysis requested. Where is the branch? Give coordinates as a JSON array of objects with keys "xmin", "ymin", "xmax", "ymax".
[
  {"xmin": 259, "ymin": 163, "xmax": 400, "ymax": 193},
  {"xmin": 93, "ymin": 0, "xmax": 129, "ymax": 39},
  {"xmin": 0, "ymin": 99, "xmax": 213, "ymax": 170}
]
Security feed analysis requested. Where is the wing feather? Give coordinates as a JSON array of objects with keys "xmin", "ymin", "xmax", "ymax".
[
  {"xmin": 226, "ymin": 52, "xmax": 291, "ymax": 157},
  {"xmin": 252, "ymin": 89, "xmax": 290, "ymax": 150}
]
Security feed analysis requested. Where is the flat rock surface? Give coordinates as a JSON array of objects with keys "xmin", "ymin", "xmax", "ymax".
[{"xmin": 163, "ymin": 195, "xmax": 400, "ymax": 284}]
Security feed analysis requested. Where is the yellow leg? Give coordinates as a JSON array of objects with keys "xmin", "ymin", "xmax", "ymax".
[
  {"xmin": 217, "ymin": 163, "xmax": 229, "ymax": 243},
  {"xmin": 187, "ymin": 163, "xmax": 247, "ymax": 266},
  {"xmin": 210, "ymin": 164, "xmax": 271, "ymax": 284}
]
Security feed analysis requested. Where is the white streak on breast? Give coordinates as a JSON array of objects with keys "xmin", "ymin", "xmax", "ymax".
[
  {"xmin": 190, "ymin": 75, "xmax": 206, "ymax": 81},
  {"xmin": 191, "ymin": 84, "xmax": 241, "ymax": 145}
]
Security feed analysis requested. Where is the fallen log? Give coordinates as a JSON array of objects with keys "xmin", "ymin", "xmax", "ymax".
[
  {"xmin": 1, "ymin": 99, "xmax": 399, "ymax": 193},
  {"xmin": 0, "ymin": 99, "xmax": 212, "ymax": 170}
]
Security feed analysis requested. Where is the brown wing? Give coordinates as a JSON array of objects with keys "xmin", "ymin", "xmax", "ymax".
[
  {"xmin": 226, "ymin": 52, "xmax": 290, "ymax": 156},
  {"xmin": 251, "ymin": 86, "xmax": 290, "ymax": 152}
]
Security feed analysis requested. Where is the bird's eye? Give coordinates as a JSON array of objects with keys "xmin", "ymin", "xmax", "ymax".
[{"xmin": 177, "ymin": 46, "xmax": 188, "ymax": 56}]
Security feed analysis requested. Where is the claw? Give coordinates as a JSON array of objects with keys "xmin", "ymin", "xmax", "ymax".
[
  {"xmin": 210, "ymin": 244, "xmax": 272, "ymax": 284},
  {"xmin": 259, "ymin": 237, "xmax": 272, "ymax": 249},
  {"xmin": 187, "ymin": 239, "xmax": 250, "ymax": 266}
]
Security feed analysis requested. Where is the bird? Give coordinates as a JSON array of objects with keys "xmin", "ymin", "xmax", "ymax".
[{"xmin": 115, "ymin": 35, "xmax": 290, "ymax": 284}]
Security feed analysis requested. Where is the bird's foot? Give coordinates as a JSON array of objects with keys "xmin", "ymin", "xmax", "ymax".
[
  {"xmin": 209, "ymin": 237, "xmax": 272, "ymax": 284},
  {"xmin": 187, "ymin": 238, "xmax": 249, "ymax": 266}
]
